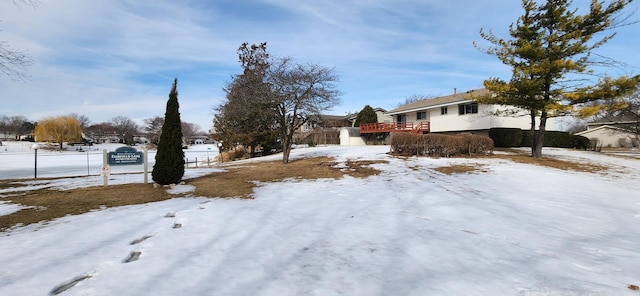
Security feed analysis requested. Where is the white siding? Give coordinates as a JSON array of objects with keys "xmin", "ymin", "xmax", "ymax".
[
  {"xmin": 339, "ymin": 128, "xmax": 366, "ymax": 146},
  {"xmin": 399, "ymin": 104, "xmax": 555, "ymax": 132}
]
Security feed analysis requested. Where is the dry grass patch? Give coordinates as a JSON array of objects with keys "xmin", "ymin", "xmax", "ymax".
[
  {"xmin": 406, "ymin": 147, "xmax": 608, "ymax": 174},
  {"xmin": 1, "ymin": 156, "xmax": 386, "ymax": 231},
  {"xmin": 1, "ymin": 183, "xmax": 173, "ymax": 231},
  {"xmin": 490, "ymin": 148, "xmax": 609, "ymax": 172},
  {"xmin": 434, "ymin": 164, "xmax": 487, "ymax": 175},
  {"xmin": 190, "ymin": 157, "xmax": 386, "ymax": 198},
  {"xmin": 493, "ymin": 154, "xmax": 608, "ymax": 173}
]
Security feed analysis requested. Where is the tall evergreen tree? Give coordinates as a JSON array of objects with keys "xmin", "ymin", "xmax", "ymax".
[
  {"xmin": 213, "ymin": 42, "xmax": 277, "ymax": 156},
  {"xmin": 354, "ymin": 105, "xmax": 378, "ymax": 127},
  {"xmin": 475, "ymin": 0, "xmax": 639, "ymax": 158},
  {"xmin": 152, "ymin": 78, "xmax": 185, "ymax": 185}
]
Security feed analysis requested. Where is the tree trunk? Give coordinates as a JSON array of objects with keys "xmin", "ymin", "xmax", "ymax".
[
  {"xmin": 282, "ymin": 136, "xmax": 292, "ymax": 163},
  {"xmin": 532, "ymin": 111, "xmax": 548, "ymax": 158},
  {"xmin": 529, "ymin": 113, "xmax": 536, "ymax": 157}
]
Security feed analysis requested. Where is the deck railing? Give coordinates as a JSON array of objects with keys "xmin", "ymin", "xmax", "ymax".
[{"xmin": 359, "ymin": 121, "xmax": 430, "ymax": 134}]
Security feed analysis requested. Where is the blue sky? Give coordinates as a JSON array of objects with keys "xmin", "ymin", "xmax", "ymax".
[{"xmin": 1, "ymin": 0, "xmax": 639, "ymax": 132}]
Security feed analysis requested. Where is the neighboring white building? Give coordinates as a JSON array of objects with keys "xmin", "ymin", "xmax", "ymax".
[
  {"xmin": 189, "ymin": 135, "xmax": 213, "ymax": 145},
  {"xmin": 339, "ymin": 128, "xmax": 366, "ymax": 146}
]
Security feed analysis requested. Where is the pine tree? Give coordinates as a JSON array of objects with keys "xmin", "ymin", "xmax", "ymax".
[
  {"xmin": 475, "ymin": 0, "xmax": 639, "ymax": 158},
  {"xmin": 152, "ymin": 78, "xmax": 185, "ymax": 185},
  {"xmin": 354, "ymin": 105, "xmax": 378, "ymax": 127},
  {"xmin": 213, "ymin": 42, "xmax": 277, "ymax": 156}
]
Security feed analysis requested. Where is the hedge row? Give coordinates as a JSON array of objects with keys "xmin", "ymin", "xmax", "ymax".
[
  {"xmin": 488, "ymin": 128, "xmax": 523, "ymax": 148},
  {"xmin": 489, "ymin": 128, "xmax": 590, "ymax": 149},
  {"xmin": 390, "ymin": 133, "xmax": 494, "ymax": 157}
]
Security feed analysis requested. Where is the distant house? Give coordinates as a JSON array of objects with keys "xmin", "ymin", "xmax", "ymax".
[
  {"xmin": 189, "ymin": 135, "xmax": 213, "ymax": 145},
  {"xmin": 348, "ymin": 107, "xmax": 393, "ymax": 127},
  {"xmin": 133, "ymin": 135, "xmax": 150, "ymax": 145},
  {"xmin": 576, "ymin": 115, "xmax": 639, "ymax": 148},
  {"xmin": 576, "ymin": 125, "xmax": 638, "ymax": 148},
  {"xmin": 360, "ymin": 89, "xmax": 555, "ymax": 137},
  {"xmin": 295, "ymin": 114, "xmax": 352, "ymax": 145},
  {"xmin": 0, "ymin": 132, "xmax": 12, "ymax": 141}
]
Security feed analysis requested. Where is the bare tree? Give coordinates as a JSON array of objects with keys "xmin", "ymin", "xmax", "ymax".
[
  {"xmin": 85, "ymin": 122, "xmax": 114, "ymax": 142},
  {"xmin": 181, "ymin": 122, "xmax": 201, "ymax": 144},
  {"xmin": 0, "ymin": 114, "xmax": 31, "ymax": 139},
  {"xmin": 67, "ymin": 113, "xmax": 91, "ymax": 130},
  {"xmin": 269, "ymin": 57, "xmax": 341, "ymax": 163},
  {"xmin": 143, "ymin": 116, "xmax": 164, "ymax": 144},
  {"xmin": 396, "ymin": 94, "xmax": 436, "ymax": 108},
  {"xmin": 4, "ymin": 0, "xmax": 39, "ymax": 8},
  {"xmin": 111, "ymin": 116, "xmax": 138, "ymax": 144},
  {"xmin": 1, "ymin": 0, "xmax": 38, "ymax": 81}
]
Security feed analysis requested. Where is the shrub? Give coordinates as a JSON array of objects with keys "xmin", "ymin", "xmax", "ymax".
[
  {"xmin": 520, "ymin": 130, "xmax": 590, "ymax": 149},
  {"xmin": 569, "ymin": 134, "xmax": 591, "ymax": 150},
  {"xmin": 390, "ymin": 133, "xmax": 493, "ymax": 157},
  {"xmin": 234, "ymin": 146, "xmax": 247, "ymax": 159},
  {"xmin": 489, "ymin": 128, "xmax": 523, "ymax": 147},
  {"xmin": 307, "ymin": 140, "xmax": 317, "ymax": 147},
  {"xmin": 542, "ymin": 131, "xmax": 571, "ymax": 147}
]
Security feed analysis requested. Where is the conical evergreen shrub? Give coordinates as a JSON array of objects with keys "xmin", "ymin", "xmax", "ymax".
[
  {"xmin": 354, "ymin": 105, "xmax": 378, "ymax": 127},
  {"xmin": 152, "ymin": 78, "xmax": 185, "ymax": 185}
]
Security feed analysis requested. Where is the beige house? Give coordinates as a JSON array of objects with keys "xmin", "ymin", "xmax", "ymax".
[
  {"xmin": 348, "ymin": 107, "xmax": 393, "ymax": 127},
  {"xmin": 576, "ymin": 125, "xmax": 639, "ymax": 148}
]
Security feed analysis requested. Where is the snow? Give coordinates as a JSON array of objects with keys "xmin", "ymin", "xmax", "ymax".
[{"xmin": 1, "ymin": 141, "xmax": 640, "ymax": 295}]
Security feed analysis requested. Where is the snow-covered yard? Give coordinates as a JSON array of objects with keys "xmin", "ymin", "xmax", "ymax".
[{"xmin": 1, "ymin": 142, "xmax": 639, "ymax": 295}]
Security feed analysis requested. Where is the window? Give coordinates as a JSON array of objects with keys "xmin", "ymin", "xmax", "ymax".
[
  {"xmin": 458, "ymin": 102, "xmax": 478, "ymax": 115},
  {"xmin": 397, "ymin": 114, "xmax": 407, "ymax": 123},
  {"xmin": 416, "ymin": 111, "xmax": 426, "ymax": 120},
  {"xmin": 441, "ymin": 107, "xmax": 448, "ymax": 115}
]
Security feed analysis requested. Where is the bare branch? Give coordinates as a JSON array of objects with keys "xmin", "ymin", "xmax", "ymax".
[{"xmin": 1, "ymin": 0, "xmax": 38, "ymax": 81}]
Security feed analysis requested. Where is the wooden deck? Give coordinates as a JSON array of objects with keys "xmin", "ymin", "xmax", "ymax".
[{"xmin": 359, "ymin": 121, "xmax": 430, "ymax": 134}]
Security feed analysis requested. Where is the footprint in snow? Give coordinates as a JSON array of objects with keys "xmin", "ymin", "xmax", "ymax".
[
  {"xmin": 130, "ymin": 234, "xmax": 154, "ymax": 245},
  {"xmin": 50, "ymin": 274, "xmax": 93, "ymax": 295},
  {"xmin": 123, "ymin": 251, "xmax": 142, "ymax": 263}
]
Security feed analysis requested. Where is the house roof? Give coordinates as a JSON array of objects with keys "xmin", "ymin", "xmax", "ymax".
[
  {"xmin": 575, "ymin": 124, "xmax": 636, "ymax": 136},
  {"xmin": 387, "ymin": 88, "xmax": 490, "ymax": 115},
  {"xmin": 317, "ymin": 114, "xmax": 350, "ymax": 121},
  {"xmin": 586, "ymin": 113, "xmax": 640, "ymax": 126}
]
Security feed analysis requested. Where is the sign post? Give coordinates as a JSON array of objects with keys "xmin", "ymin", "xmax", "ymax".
[
  {"xmin": 143, "ymin": 149, "xmax": 148, "ymax": 184},
  {"xmin": 102, "ymin": 150, "xmax": 108, "ymax": 186}
]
